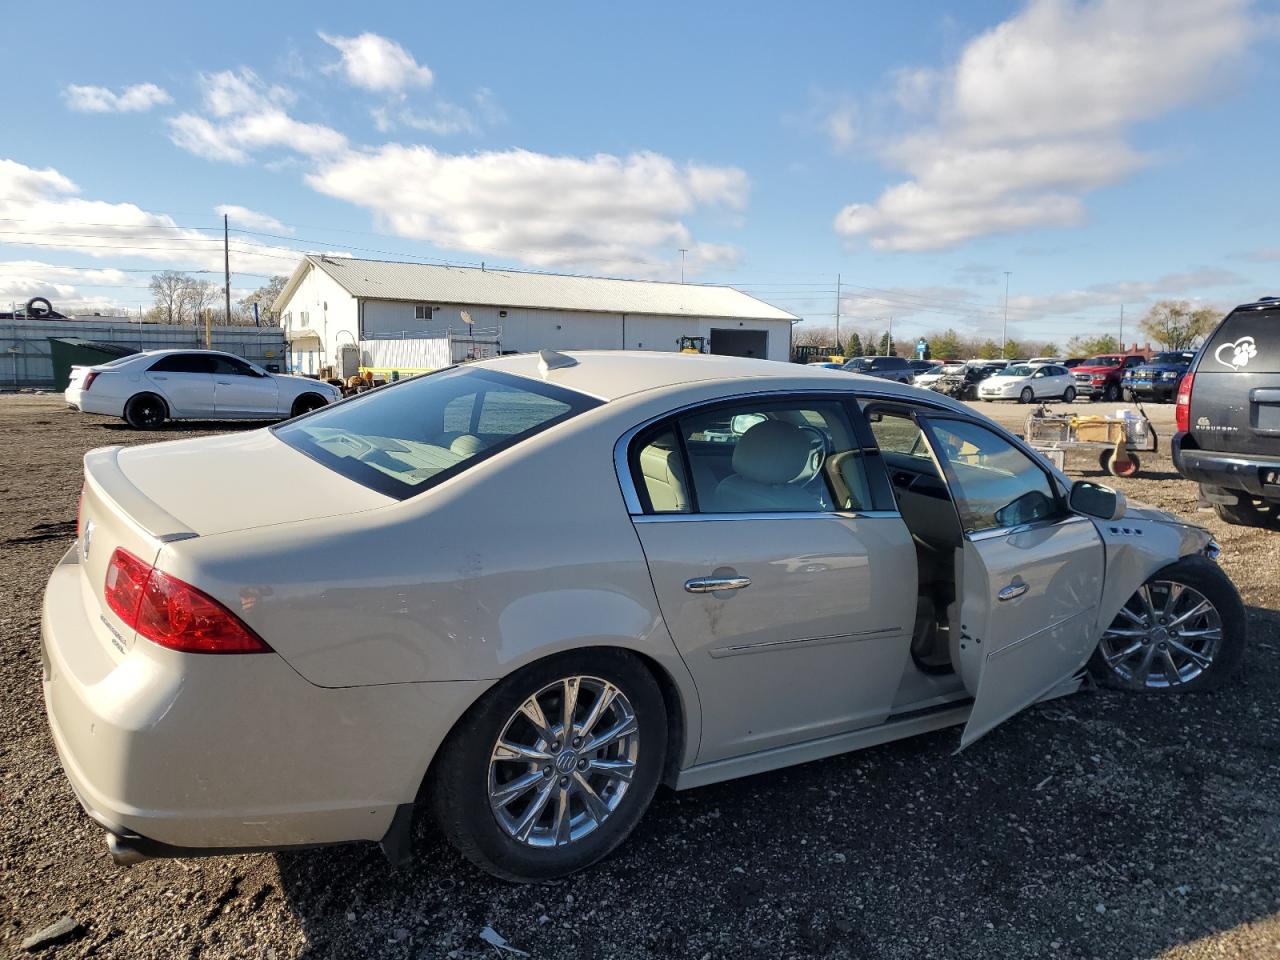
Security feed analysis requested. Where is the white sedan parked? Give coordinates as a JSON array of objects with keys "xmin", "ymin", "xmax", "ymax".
[
  {"xmin": 978, "ymin": 362, "xmax": 1077, "ymax": 403},
  {"xmin": 65, "ymin": 349, "xmax": 342, "ymax": 429},
  {"xmin": 42, "ymin": 351, "xmax": 1242, "ymax": 882}
]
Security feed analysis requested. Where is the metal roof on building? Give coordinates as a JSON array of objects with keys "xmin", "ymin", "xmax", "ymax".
[{"xmin": 278, "ymin": 255, "xmax": 798, "ymax": 322}]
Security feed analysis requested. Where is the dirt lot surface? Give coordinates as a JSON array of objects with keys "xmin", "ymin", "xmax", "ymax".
[{"xmin": 2, "ymin": 393, "xmax": 1279, "ymax": 959}]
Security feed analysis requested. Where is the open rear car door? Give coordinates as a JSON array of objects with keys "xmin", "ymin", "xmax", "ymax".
[{"xmin": 920, "ymin": 416, "xmax": 1106, "ymax": 748}]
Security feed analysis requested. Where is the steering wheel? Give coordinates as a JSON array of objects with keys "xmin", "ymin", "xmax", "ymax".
[{"xmin": 792, "ymin": 424, "xmax": 830, "ymax": 485}]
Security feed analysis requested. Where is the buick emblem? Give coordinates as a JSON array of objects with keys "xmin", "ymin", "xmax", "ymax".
[{"xmin": 81, "ymin": 520, "xmax": 94, "ymax": 561}]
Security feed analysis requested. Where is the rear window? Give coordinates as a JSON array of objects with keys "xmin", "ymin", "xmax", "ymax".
[
  {"xmin": 1201, "ymin": 307, "xmax": 1279, "ymax": 373},
  {"xmin": 273, "ymin": 367, "xmax": 601, "ymax": 499}
]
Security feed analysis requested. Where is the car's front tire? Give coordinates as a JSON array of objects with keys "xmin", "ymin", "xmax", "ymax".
[
  {"xmin": 123, "ymin": 393, "xmax": 168, "ymax": 430},
  {"xmin": 1103, "ymin": 382, "xmax": 1121, "ymax": 402},
  {"xmin": 1089, "ymin": 556, "xmax": 1246, "ymax": 692},
  {"xmin": 1019, "ymin": 387, "xmax": 1035, "ymax": 403},
  {"xmin": 290, "ymin": 393, "xmax": 328, "ymax": 418},
  {"xmin": 430, "ymin": 649, "xmax": 667, "ymax": 882}
]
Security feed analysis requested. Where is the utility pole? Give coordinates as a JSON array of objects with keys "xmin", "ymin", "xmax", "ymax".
[
  {"xmin": 835, "ymin": 273, "xmax": 841, "ymax": 351},
  {"xmin": 1002, "ymin": 271, "xmax": 1011, "ymax": 358},
  {"xmin": 678, "ymin": 248, "xmax": 688, "ymax": 284},
  {"xmin": 223, "ymin": 213, "xmax": 232, "ymax": 333},
  {"xmin": 888, "ymin": 315, "xmax": 894, "ymax": 355},
  {"xmin": 1118, "ymin": 303, "xmax": 1125, "ymax": 351}
]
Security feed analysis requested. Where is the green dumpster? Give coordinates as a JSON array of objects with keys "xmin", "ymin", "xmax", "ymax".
[{"xmin": 47, "ymin": 338, "xmax": 138, "ymax": 391}]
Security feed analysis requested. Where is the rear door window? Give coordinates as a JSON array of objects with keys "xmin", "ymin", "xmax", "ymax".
[
  {"xmin": 149, "ymin": 354, "xmax": 215, "ymax": 374},
  {"xmin": 1201, "ymin": 307, "xmax": 1279, "ymax": 373},
  {"xmin": 273, "ymin": 367, "xmax": 601, "ymax": 499}
]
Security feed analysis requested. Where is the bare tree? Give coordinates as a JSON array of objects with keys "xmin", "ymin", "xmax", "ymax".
[
  {"xmin": 149, "ymin": 271, "xmax": 191, "ymax": 324},
  {"xmin": 793, "ymin": 324, "xmax": 837, "ymax": 347},
  {"xmin": 183, "ymin": 278, "xmax": 220, "ymax": 327},
  {"xmin": 237, "ymin": 275, "xmax": 289, "ymax": 327},
  {"xmin": 1140, "ymin": 300, "xmax": 1218, "ymax": 350}
]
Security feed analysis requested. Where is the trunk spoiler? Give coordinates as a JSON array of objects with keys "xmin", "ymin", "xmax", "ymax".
[{"xmin": 84, "ymin": 446, "xmax": 198, "ymax": 543}]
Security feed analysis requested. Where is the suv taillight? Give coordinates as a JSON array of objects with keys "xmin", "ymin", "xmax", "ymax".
[
  {"xmin": 82, "ymin": 370, "xmax": 98, "ymax": 391},
  {"xmin": 104, "ymin": 548, "xmax": 272, "ymax": 654},
  {"xmin": 1175, "ymin": 372, "xmax": 1195, "ymax": 433}
]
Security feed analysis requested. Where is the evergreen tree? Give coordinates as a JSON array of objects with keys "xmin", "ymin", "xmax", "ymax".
[{"xmin": 846, "ymin": 332, "xmax": 863, "ymax": 357}]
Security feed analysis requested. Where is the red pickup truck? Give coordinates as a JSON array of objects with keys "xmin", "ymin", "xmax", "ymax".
[{"xmin": 1069, "ymin": 354, "xmax": 1148, "ymax": 401}]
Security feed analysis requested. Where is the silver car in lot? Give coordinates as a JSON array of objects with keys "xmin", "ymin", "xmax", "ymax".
[
  {"xmin": 64, "ymin": 349, "xmax": 341, "ymax": 428},
  {"xmin": 42, "ymin": 351, "xmax": 1245, "ymax": 882}
]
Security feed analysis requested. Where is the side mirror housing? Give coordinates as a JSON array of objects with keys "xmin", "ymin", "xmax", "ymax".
[{"xmin": 1069, "ymin": 480, "xmax": 1126, "ymax": 521}]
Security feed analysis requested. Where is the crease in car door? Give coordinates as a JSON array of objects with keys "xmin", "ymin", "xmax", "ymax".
[
  {"xmin": 628, "ymin": 401, "xmax": 919, "ymax": 765},
  {"xmin": 921, "ymin": 416, "xmax": 1105, "ymax": 749}
]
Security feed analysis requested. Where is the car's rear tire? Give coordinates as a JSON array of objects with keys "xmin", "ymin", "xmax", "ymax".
[
  {"xmin": 1089, "ymin": 556, "xmax": 1246, "ymax": 692},
  {"xmin": 430, "ymin": 648, "xmax": 666, "ymax": 883},
  {"xmin": 1019, "ymin": 387, "xmax": 1034, "ymax": 403},
  {"xmin": 1212, "ymin": 496, "xmax": 1274, "ymax": 527},
  {"xmin": 290, "ymin": 393, "xmax": 328, "ymax": 418},
  {"xmin": 1063, "ymin": 386, "xmax": 1076, "ymax": 403},
  {"xmin": 123, "ymin": 393, "xmax": 168, "ymax": 430}
]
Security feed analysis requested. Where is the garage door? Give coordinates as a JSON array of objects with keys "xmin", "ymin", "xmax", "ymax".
[{"xmin": 709, "ymin": 328, "xmax": 768, "ymax": 359}]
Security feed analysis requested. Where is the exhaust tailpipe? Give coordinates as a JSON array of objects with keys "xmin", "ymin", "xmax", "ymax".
[{"xmin": 106, "ymin": 832, "xmax": 151, "ymax": 866}]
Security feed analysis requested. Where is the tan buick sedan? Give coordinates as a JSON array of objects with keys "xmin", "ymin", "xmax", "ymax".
[{"xmin": 42, "ymin": 351, "xmax": 1245, "ymax": 882}]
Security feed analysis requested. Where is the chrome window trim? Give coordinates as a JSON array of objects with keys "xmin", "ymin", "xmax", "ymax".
[
  {"xmin": 632, "ymin": 510, "xmax": 903, "ymax": 524},
  {"xmin": 965, "ymin": 513, "xmax": 1091, "ymax": 543}
]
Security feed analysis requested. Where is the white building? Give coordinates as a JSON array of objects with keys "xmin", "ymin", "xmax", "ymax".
[{"xmin": 274, "ymin": 255, "xmax": 798, "ymax": 376}]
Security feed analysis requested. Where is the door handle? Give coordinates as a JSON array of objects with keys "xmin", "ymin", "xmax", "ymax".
[
  {"xmin": 216, "ymin": 380, "xmax": 232, "ymax": 385},
  {"xmin": 684, "ymin": 576, "xmax": 751, "ymax": 594},
  {"xmin": 997, "ymin": 580, "xmax": 1028, "ymax": 602}
]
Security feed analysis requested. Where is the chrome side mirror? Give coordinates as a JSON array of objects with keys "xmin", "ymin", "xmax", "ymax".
[{"xmin": 1069, "ymin": 480, "xmax": 1126, "ymax": 520}]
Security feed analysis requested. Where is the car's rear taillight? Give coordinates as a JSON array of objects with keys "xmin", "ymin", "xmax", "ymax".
[
  {"xmin": 1175, "ymin": 372, "xmax": 1195, "ymax": 433},
  {"xmin": 82, "ymin": 370, "xmax": 98, "ymax": 391},
  {"xmin": 104, "ymin": 548, "xmax": 271, "ymax": 654}
]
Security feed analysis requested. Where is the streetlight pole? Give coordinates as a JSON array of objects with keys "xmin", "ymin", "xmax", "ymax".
[
  {"xmin": 1002, "ymin": 271, "xmax": 1011, "ymax": 358},
  {"xmin": 678, "ymin": 248, "xmax": 688, "ymax": 284}
]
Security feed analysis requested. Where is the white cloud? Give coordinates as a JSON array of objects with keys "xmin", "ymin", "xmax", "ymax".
[
  {"xmin": 215, "ymin": 205, "xmax": 292, "ymax": 233},
  {"xmin": 825, "ymin": 104, "xmax": 858, "ymax": 152},
  {"xmin": 307, "ymin": 146, "xmax": 748, "ymax": 276},
  {"xmin": 319, "ymin": 31, "xmax": 433, "ymax": 92},
  {"xmin": 168, "ymin": 70, "xmax": 347, "ymax": 163},
  {"xmin": 201, "ymin": 68, "xmax": 294, "ymax": 117},
  {"xmin": 836, "ymin": 0, "xmax": 1253, "ymax": 251},
  {"xmin": 0, "ymin": 158, "xmax": 310, "ymax": 278},
  {"xmin": 63, "ymin": 82, "xmax": 172, "ymax": 113}
]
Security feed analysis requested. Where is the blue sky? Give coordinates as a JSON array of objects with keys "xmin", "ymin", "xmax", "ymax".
[{"xmin": 1, "ymin": 0, "xmax": 1276, "ymax": 347}]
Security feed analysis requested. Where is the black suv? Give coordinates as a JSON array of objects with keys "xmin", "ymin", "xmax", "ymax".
[{"xmin": 1172, "ymin": 297, "xmax": 1280, "ymax": 525}]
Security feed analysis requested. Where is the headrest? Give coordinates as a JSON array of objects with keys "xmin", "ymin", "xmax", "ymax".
[
  {"xmin": 731, "ymin": 419, "xmax": 811, "ymax": 485},
  {"xmin": 450, "ymin": 434, "xmax": 485, "ymax": 458}
]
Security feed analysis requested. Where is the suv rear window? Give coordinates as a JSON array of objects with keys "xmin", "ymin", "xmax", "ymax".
[
  {"xmin": 1201, "ymin": 307, "xmax": 1278, "ymax": 373},
  {"xmin": 273, "ymin": 367, "xmax": 601, "ymax": 499}
]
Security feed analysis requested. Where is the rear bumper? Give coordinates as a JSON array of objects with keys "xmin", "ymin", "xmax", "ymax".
[
  {"xmin": 65, "ymin": 389, "xmax": 124, "ymax": 417},
  {"xmin": 1172, "ymin": 433, "xmax": 1280, "ymax": 499},
  {"xmin": 41, "ymin": 545, "xmax": 488, "ymax": 854}
]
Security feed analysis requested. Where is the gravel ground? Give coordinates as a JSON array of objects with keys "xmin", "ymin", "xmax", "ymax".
[{"xmin": 2, "ymin": 393, "xmax": 1279, "ymax": 960}]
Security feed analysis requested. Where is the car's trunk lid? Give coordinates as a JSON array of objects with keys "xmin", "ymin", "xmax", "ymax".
[{"xmin": 109, "ymin": 429, "xmax": 394, "ymax": 537}]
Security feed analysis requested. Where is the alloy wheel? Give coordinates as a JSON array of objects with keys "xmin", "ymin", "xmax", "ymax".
[
  {"xmin": 488, "ymin": 676, "xmax": 639, "ymax": 848},
  {"xmin": 1097, "ymin": 580, "xmax": 1223, "ymax": 688}
]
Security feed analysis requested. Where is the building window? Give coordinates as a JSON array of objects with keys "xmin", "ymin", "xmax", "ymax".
[
  {"xmin": 415, "ymin": 304, "xmax": 434, "ymax": 320},
  {"xmin": 299, "ymin": 310, "xmax": 309, "ymax": 324}
]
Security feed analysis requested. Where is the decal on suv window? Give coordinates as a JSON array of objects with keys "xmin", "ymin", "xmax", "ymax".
[{"xmin": 1213, "ymin": 336, "xmax": 1257, "ymax": 371}]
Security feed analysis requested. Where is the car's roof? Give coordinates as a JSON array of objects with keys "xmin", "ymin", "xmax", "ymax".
[{"xmin": 473, "ymin": 350, "xmax": 948, "ymax": 404}]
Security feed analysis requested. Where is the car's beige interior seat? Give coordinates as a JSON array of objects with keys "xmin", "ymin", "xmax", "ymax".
[
  {"xmin": 639, "ymin": 441, "xmax": 690, "ymax": 512},
  {"xmin": 712, "ymin": 420, "xmax": 824, "ymax": 513}
]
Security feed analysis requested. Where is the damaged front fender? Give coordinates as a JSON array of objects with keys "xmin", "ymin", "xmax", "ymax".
[{"xmin": 1092, "ymin": 503, "xmax": 1217, "ymax": 633}]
